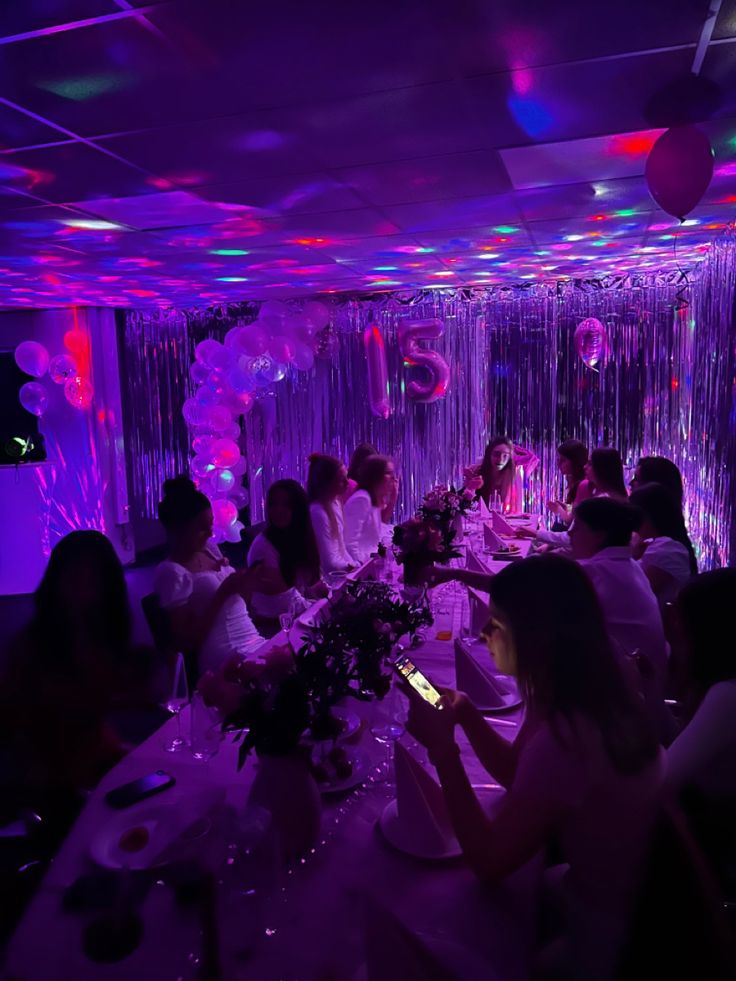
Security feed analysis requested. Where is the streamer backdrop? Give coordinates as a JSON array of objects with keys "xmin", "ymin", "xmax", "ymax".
[{"xmin": 121, "ymin": 235, "xmax": 736, "ymax": 569}]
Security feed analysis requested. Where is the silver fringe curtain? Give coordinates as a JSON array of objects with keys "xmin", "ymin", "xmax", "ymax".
[{"xmin": 121, "ymin": 243, "xmax": 736, "ymax": 569}]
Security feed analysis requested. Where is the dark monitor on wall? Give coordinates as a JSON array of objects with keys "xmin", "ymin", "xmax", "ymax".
[{"xmin": 0, "ymin": 351, "xmax": 47, "ymax": 464}]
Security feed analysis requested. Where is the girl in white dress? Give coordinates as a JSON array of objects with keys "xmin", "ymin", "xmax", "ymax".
[
  {"xmin": 630, "ymin": 482, "xmax": 696, "ymax": 606},
  {"xmin": 343, "ymin": 454, "xmax": 395, "ymax": 564},
  {"xmin": 155, "ymin": 477, "xmax": 266, "ymax": 678},
  {"xmin": 247, "ymin": 479, "xmax": 326, "ymax": 623},
  {"xmin": 306, "ymin": 454, "xmax": 353, "ymax": 575}
]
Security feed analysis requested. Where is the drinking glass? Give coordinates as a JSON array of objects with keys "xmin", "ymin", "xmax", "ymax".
[
  {"xmin": 324, "ymin": 569, "xmax": 347, "ymax": 600},
  {"xmin": 161, "ymin": 652, "xmax": 189, "ymax": 752},
  {"xmin": 370, "ymin": 684, "xmax": 406, "ymax": 787},
  {"xmin": 190, "ymin": 692, "xmax": 222, "ymax": 761}
]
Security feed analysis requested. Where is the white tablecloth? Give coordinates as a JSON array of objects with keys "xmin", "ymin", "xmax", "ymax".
[{"xmin": 4, "ymin": 554, "xmax": 539, "ymax": 981}]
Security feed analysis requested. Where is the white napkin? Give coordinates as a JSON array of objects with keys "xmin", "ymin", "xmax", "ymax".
[
  {"xmin": 465, "ymin": 548, "xmax": 491, "ymax": 575},
  {"xmin": 467, "ymin": 585, "xmax": 490, "ymax": 636},
  {"xmin": 454, "ymin": 640, "xmax": 510, "ymax": 710},
  {"xmin": 491, "ymin": 510, "xmax": 515, "ymax": 536},
  {"xmin": 478, "ymin": 496, "xmax": 491, "ymax": 519},
  {"xmin": 483, "ymin": 523, "xmax": 506, "ymax": 552},
  {"xmin": 393, "ymin": 742, "xmax": 454, "ymax": 855},
  {"xmin": 365, "ymin": 898, "xmax": 459, "ymax": 981}
]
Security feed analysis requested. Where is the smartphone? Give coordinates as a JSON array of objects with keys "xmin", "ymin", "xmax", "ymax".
[
  {"xmin": 104, "ymin": 771, "xmax": 175, "ymax": 809},
  {"xmin": 393, "ymin": 654, "xmax": 442, "ymax": 707}
]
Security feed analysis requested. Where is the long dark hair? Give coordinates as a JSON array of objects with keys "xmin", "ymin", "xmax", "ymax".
[
  {"xmin": 630, "ymin": 483, "xmax": 697, "ymax": 574},
  {"xmin": 558, "ymin": 439, "xmax": 588, "ymax": 505},
  {"xmin": 30, "ymin": 530, "xmax": 131, "ymax": 670},
  {"xmin": 574, "ymin": 497, "xmax": 640, "ymax": 548},
  {"xmin": 590, "ymin": 448, "xmax": 627, "ymax": 499},
  {"xmin": 263, "ymin": 479, "xmax": 320, "ymax": 587},
  {"xmin": 479, "ymin": 437, "xmax": 515, "ymax": 505},
  {"xmin": 306, "ymin": 454, "xmax": 342, "ymax": 504},
  {"xmin": 357, "ymin": 454, "xmax": 390, "ymax": 506},
  {"xmin": 488, "ymin": 555, "xmax": 658, "ymax": 774},
  {"xmin": 158, "ymin": 476, "xmax": 210, "ymax": 530},
  {"xmin": 636, "ymin": 456, "xmax": 684, "ymax": 510},
  {"xmin": 348, "ymin": 443, "xmax": 377, "ymax": 482}
]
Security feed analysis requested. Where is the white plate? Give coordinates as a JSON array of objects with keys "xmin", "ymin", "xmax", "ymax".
[
  {"xmin": 90, "ymin": 801, "xmax": 211, "ymax": 870},
  {"xmin": 378, "ymin": 786, "xmax": 503, "ymax": 861},
  {"xmin": 315, "ymin": 751, "xmax": 371, "ymax": 795},
  {"xmin": 471, "ymin": 677, "xmax": 523, "ymax": 714}
]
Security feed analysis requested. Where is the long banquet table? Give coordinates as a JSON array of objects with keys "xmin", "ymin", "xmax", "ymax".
[{"xmin": 5, "ymin": 527, "xmax": 541, "ymax": 981}]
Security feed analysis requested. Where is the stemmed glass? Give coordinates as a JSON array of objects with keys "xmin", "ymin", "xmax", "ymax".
[
  {"xmin": 370, "ymin": 683, "xmax": 406, "ymax": 788},
  {"xmin": 161, "ymin": 652, "xmax": 189, "ymax": 753},
  {"xmin": 324, "ymin": 569, "xmax": 348, "ymax": 601}
]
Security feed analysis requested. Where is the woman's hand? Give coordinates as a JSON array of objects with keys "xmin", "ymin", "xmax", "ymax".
[
  {"xmin": 515, "ymin": 527, "xmax": 537, "ymax": 540},
  {"xmin": 437, "ymin": 688, "xmax": 475, "ymax": 728},
  {"xmin": 416, "ymin": 565, "xmax": 452, "ymax": 588},
  {"xmin": 546, "ymin": 501, "xmax": 567, "ymax": 519},
  {"xmin": 401, "ymin": 683, "xmax": 458, "ymax": 762}
]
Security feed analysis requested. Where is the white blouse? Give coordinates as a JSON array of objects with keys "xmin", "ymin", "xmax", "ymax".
[
  {"xmin": 343, "ymin": 489, "xmax": 383, "ymax": 564},
  {"xmin": 155, "ymin": 554, "xmax": 263, "ymax": 676},
  {"xmin": 247, "ymin": 533, "xmax": 310, "ymax": 620},
  {"xmin": 309, "ymin": 500, "xmax": 352, "ymax": 574},
  {"xmin": 638, "ymin": 537, "xmax": 692, "ymax": 604}
]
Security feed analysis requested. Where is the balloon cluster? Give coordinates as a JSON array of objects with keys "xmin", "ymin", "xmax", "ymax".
[
  {"xmin": 15, "ymin": 330, "xmax": 93, "ymax": 417},
  {"xmin": 183, "ymin": 300, "xmax": 331, "ymax": 543}
]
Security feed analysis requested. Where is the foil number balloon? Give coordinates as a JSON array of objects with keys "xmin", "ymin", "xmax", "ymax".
[
  {"xmin": 364, "ymin": 325, "xmax": 391, "ymax": 419},
  {"xmin": 397, "ymin": 318, "xmax": 450, "ymax": 404}
]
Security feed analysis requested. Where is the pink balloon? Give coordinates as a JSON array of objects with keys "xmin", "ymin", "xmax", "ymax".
[
  {"xmin": 210, "ymin": 438, "xmax": 241, "ymax": 468},
  {"xmin": 64, "ymin": 375, "xmax": 94, "ymax": 410},
  {"xmin": 222, "ymin": 421, "xmax": 241, "ymax": 440},
  {"xmin": 49, "ymin": 354, "xmax": 77, "ymax": 384},
  {"xmin": 191, "ymin": 454, "xmax": 215, "ymax": 479},
  {"xmin": 292, "ymin": 342, "xmax": 315, "ymax": 371},
  {"xmin": 645, "ymin": 125, "xmax": 714, "ymax": 220},
  {"xmin": 212, "ymin": 469, "xmax": 236, "ymax": 495},
  {"xmin": 303, "ymin": 300, "xmax": 330, "ymax": 331},
  {"xmin": 397, "ymin": 319, "xmax": 450, "ymax": 403},
  {"xmin": 574, "ymin": 318, "xmax": 608, "ymax": 370},
  {"xmin": 19, "ymin": 381, "xmax": 49, "ymax": 416},
  {"xmin": 212, "ymin": 498, "xmax": 238, "ymax": 529},
  {"xmin": 192, "ymin": 434, "xmax": 216, "ymax": 457},
  {"xmin": 363, "ymin": 324, "xmax": 391, "ymax": 419},
  {"xmin": 231, "ymin": 487, "xmax": 249, "ymax": 509},
  {"xmin": 190, "ymin": 361, "xmax": 211, "ymax": 385},
  {"xmin": 195, "ymin": 338, "xmax": 223, "ymax": 367},
  {"xmin": 269, "ymin": 334, "xmax": 295, "ymax": 363},
  {"xmin": 208, "ymin": 405, "xmax": 234, "ymax": 432},
  {"xmin": 15, "ymin": 341, "xmax": 49, "ymax": 378},
  {"xmin": 259, "ymin": 300, "xmax": 289, "ymax": 323},
  {"xmin": 235, "ymin": 324, "xmax": 268, "ymax": 357}
]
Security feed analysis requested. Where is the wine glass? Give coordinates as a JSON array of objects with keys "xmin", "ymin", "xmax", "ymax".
[
  {"xmin": 161, "ymin": 652, "xmax": 189, "ymax": 752},
  {"xmin": 370, "ymin": 684, "xmax": 406, "ymax": 788},
  {"xmin": 189, "ymin": 692, "xmax": 222, "ymax": 761},
  {"xmin": 324, "ymin": 569, "xmax": 347, "ymax": 601}
]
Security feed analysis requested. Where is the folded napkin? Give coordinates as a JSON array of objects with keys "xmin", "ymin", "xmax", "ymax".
[
  {"xmin": 483, "ymin": 523, "xmax": 506, "ymax": 552},
  {"xmin": 365, "ymin": 897, "xmax": 459, "ymax": 981},
  {"xmin": 393, "ymin": 742, "xmax": 454, "ymax": 855},
  {"xmin": 467, "ymin": 585, "xmax": 490, "ymax": 636},
  {"xmin": 478, "ymin": 496, "xmax": 491, "ymax": 519},
  {"xmin": 491, "ymin": 510, "xmax": 515, "ymax": 536},
  {"xmin": 454, "ymin": 640, "xmax": 511, "ymax": 710},
  {"xmin": 465, "ymin": 548, "xmax": 491, "ymax": 575}
]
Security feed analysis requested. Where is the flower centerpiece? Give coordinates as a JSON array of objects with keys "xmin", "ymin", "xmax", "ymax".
[
  {"xmin": 210, "ymin": 582, "xmax": 433, "ymax": 857},
  {"xmin": 418, "ymin": 483, "xmax": 476, "ymax": 545}
]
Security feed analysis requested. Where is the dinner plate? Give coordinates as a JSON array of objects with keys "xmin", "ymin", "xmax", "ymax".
[
  {"xmin": 314, "ymin": 751, "xmax": 371, "ymax": 795},
  {"xmin": 90, "ymin": 801, "xmax": 211, "ymax": 870}
]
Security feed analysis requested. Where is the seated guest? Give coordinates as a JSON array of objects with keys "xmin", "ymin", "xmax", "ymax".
[
  {"xmin": 247, "ymin": 479, "xmax": 326, "ymax": 622},
  {"xmin": 0, "ymin": 531, "xmax": 156, "ymax": 808},
  {"xmin": 666, "ymin": 569, "xmax": 736, "ymax": 799},
  {"xmin": 547, "ymin": 438, "xmax": 593, "ymax": 526},
  {"xmin": 343, "ymin": 442, "xmax": 377, "ymax": 503},
  {"xmin": 307, "ymin": 453, "xmax": 353, "ymax": 574},
  {"xmin": 665, "ymin": 570, "xmax": 736, "ymax": 895},
  {"xmin": 344, "ymin": 455, "xmax": 395, "ymax": 564},
  {"xmin": 585, "ymin": 447, "xmax": 628, "ymax": 501},
  {"xmin": 403, "ymin": 555, "xmax": 663, "ymax": 980},
  {"xmin": 630, "ymin": 455, "xmax": 684, "ymax": 509},
  {"xmin": 465, "ymin": 436, "xmax": 539, "ymax": 513},
  {"xmin": 629, "ymin": 483, "xmax": 696, "ymax": 606},
  {"xmin": 155, "ymin": 477, "xmax": 266, "ymax": 677},
  {"xmin": 569, "ymin": 497, "xmax": 672, "ymax": 742}
]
